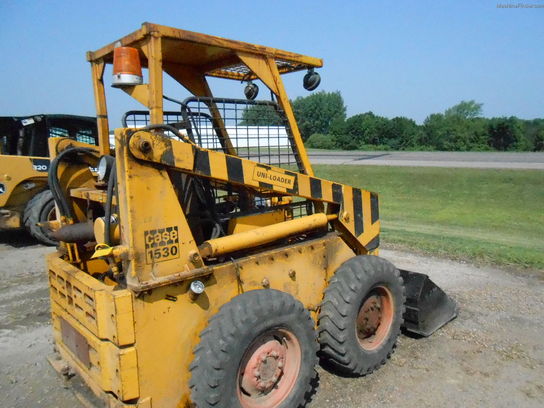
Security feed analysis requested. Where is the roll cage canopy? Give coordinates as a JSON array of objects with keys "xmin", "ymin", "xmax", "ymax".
[{"xmin": 87, "ymin": 22, "xmax": 322, "ymax": 175}]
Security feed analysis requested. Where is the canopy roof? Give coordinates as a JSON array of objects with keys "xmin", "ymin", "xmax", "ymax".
[{"xmin": 87, "ymin": 22, "xmax": 323, "ymax": 81}]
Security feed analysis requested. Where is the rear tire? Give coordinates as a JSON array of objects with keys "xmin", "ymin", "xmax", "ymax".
[
  {"xmin": 317, "ymin": 255, "xmax": 405, "ymax": 376},
  {"xmin": 189, "ymin": 289, "xmax": 318, "ymax": 408},
  {"xmin": 23, "ymin": 189, "xmax": 57, "ymax": 246}
]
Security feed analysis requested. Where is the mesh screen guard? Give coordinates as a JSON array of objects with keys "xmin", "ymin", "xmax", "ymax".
[
  {"xmin": 123, "ymin": 97, "xmax": 303, "ymax": 171},
  {"xmin": 122, "ymin": 97, "xmax": 314, "ymax": 231}
]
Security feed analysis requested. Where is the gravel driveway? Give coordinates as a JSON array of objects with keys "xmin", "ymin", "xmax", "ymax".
[{"xmin": 0, "ymin": 232, "xmax": 542, "ymax": 408}]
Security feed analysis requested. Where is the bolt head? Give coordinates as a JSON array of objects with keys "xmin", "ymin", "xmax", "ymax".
[{"xmin": 140, "ymin": 140, "xmax": 152, "ymax": 153}]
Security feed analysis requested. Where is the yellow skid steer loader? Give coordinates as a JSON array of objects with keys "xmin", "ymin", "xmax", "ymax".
[{"xmin": 45, "ymin": 23, "xmax": 456, "ymax": 408}]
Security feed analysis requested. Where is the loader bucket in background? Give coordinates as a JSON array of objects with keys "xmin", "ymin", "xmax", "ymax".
[{"xmin": 399, "ymin": 269, "xmax": 458, "ymax": 337}]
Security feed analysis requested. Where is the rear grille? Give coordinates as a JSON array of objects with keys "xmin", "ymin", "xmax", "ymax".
[
  {"xmin": 49, "ymin": 270, "xmax": 98, "ymax": 331},
  {"xmin": 47, "ymin": 254, "xmax": 135, "ymax": 346}
]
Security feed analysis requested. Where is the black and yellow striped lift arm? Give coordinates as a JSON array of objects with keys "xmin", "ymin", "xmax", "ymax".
[{"xmin": 127, "ymin": 130, "xmax": 380, "ymax": 253}]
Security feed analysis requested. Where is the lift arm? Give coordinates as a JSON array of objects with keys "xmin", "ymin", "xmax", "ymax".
[{"xmin": 126, "ymin": 129, "xmax": 380, "ymax": 254}]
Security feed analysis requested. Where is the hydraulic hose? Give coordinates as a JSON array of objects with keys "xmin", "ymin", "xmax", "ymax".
[
  {"xmin": 103, "ymin": 161, "xmax": 117, "ymax": 246},
  {"xmin": 48, "ymin": 147, "xmax": 97, "ymax": 219},
  {"xmin": 139, "ymin": 124, "xmax": 195, "ymax": 145}
]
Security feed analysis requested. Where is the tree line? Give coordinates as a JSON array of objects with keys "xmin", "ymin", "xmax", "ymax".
[{"xmin": 240, "ymin": 91, "xmax": 544, "ymax": 151}]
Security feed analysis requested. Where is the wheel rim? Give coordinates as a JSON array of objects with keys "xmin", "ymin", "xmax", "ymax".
[
  {"xmin": 237, "ymin": 329, "xmax": 301, "ymax": 408},
  {"xmin": 46, "ymin": 206, "xmax": 56, "ymax": 222},
  {"xmin": 356, "ymin": 286, "xmax": 394, "ymax": 350},
  {"xmin": 39, "ymin": 205, "xmax": 57, "ymax": 241}
]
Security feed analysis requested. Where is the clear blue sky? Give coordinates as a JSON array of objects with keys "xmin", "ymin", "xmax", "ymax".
[{"xmin": 1, "ymin": 0, "xmax": 542, "ymax": 125}]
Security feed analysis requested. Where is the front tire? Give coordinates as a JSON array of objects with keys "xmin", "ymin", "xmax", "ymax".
[
  {"xmin": 189, "ymin": 289, "xmax": 318, "ymax": 408},
  {"xmin": 317, "ymin": 255, "xmax": 405, "ymax": 376},
  {"xmin": 23, "ymin": 189, "xmax": 57, "ymax": 246}
]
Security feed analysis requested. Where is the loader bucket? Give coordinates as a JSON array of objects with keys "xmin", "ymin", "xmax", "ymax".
[{"xmin": 399, "ymin": 269, "xmax": 458, "ymax": 337}]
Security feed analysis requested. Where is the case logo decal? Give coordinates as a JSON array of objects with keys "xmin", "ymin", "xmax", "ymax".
[{"xmin": 144, "ymin": 226, "xmax": 180, "ymax": 264}]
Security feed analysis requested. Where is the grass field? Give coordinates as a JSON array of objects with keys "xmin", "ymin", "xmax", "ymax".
[{"xmin": 313, "ymin": 165, "xmax": 544, "ymax": 270}]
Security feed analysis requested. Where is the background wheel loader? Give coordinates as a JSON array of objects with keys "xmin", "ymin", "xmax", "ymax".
[
  {"xmin": 0, "ymin": 114, "xmax": 98, "ymax": 244},
  {"xmin": 45, "ymin": 23, "xmax": 457, "ymax": 407}
]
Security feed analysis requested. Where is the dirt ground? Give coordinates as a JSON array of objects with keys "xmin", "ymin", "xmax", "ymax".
[{"xmin": 0, "ymin": 231, "xmax": 543, "ymax": 408}]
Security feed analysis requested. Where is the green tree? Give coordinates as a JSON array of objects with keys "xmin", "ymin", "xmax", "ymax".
[
  {"xmin": 422, "ymin": 113, "xmax": 450, "ymax": 150},
  {"xmin": 444, "ymin": 100, "xmax": 483, "ymax": 119},
  {"xmin": 534, "ymin": 129, "xmax": 544, "ymax": 151},
  {"xmin": 239, "ymin": 105, "xmax": 283, "ymax": 126},
  {"xmin": 333, "ymin": 133, "xmax": 359, "ymax": 150},
  {"xmin": 522, "ymin": 119, "xmax": 544, "ymax": 150},
  {"xmin": 292, "ymin": 91, "xmax": 346, "ymax": 140},
  {"xmin": 381, "ymin": 117, "xmax": 423, "ymax": 150},
  {"xmin": 328, "ymin": 116, "xmax": 347, "ymax": 137},
  {"xmin": 334, "ymin": 112, "xmax": 408, "ymax": 149},
  {"xmin": 422, "ymin": 113, "xmax": 489, "ymax": 151},
  {"xmin": 487, "ymin": 117, "xmax": 526, "ymax": 151},
  {"xmin": 305, "ymin": 133, "xmax": 336, "ymax": 149}
]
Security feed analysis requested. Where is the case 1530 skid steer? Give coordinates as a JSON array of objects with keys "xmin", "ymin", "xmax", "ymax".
[{"xmin": 45, "ymin": 23, "xmax": 457, "ymax": 408}]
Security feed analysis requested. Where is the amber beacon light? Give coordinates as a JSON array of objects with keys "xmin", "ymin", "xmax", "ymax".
[{"xmin": 112, "ymin": 43, "xmax": 143, "ymax": 87}]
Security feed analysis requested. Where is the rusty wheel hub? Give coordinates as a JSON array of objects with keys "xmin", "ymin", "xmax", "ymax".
[
  {"xmin": 357, "ymin": 294, "xmax": 382, "ymax": 338},
  {"xmin": 356, "ymin": 286, "xmax": 394, "ymax": 350},
  {"xmin": 238, "ymin": 330, "xmax": 301, "ymax": 408},
  {"xmin": 242, "ymin": 341, "xmax": 286, "ymax": 394}
]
